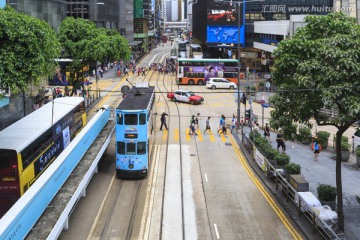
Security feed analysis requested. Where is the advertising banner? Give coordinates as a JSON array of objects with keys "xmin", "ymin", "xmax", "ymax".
[
  {"xmin": 254, "ymin": 148, "xmax": 267, "ymax": 172},
  {"xmin": 184, "ymin": 63, "xmax": 238, "ymax": 81},
  {"xmin": 207, "ymin": 25, "xmax": 245, "ymax": 45},
  {"xmin": 207, "ymin": 0, "xmax": 244, "ymax": 25}
]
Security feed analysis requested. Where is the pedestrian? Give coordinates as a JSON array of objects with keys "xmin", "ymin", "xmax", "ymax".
[
  {"xmin": 189, "ymin": 115, "xmax": 197, "ymax": 135},
  {"xmin": 218, "ymin": 115, "xmax": 225, "ymax": 135},
  {"xmin": 221, "ymin": 123, "xmax": 227, "ymax": 136},
  {"xmin": 254, "ymin": 122, "xmax": 259, "ymax": 132},
  {"xmin": 204, "ymin": 117, "xmax": 211, "ymax": 134},
  {"xmin": 264, "ymin": 123, "xmax": 271, "ymax": 142},
  {"xmin": 314, "ymin": 139, "xmax": 320, "ymax": 161},
  {"xmin": 160, "ymin": 112, "xmax": 168, "ymax": 130},
  {"xmin": 190, "ymin": 122, "xmax": 196, "ymax": 136},
  {"xmin": 276, "ymin": 129, "xmax": 286, "ymax": 152},
  {"xmin": 195, "ymin": 113, "xmax": 200, "ymax": 128},
  {"xmin": 231, "ymin": 115, "xmax": 238, "ymax": 134}
]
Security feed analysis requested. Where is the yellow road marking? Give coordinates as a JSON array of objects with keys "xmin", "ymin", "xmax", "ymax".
[
  {"xmin": 228, "ymin": 134, "xmax": 303, "ymax": 240},
  {"xmin": 162, "ymin": 129, "xmax": 167, "ymax": 141},
  {"xmin": 186, "ymin": 128, "xmax": 191, "ymax": 142},
  {"xmin": 94, "ymin": 78, "xmax": 126, "ymax": 108},
  {"xmin": 174, "ymin": 128, "xmax": 179, "ymax": 141},
  {"xmin": 209, "ymin": 131, "xmax": 215, "ymax": 142},
  {"xmin": 219, "ymin": 132, "xmax": 226, "ymax": 142},
  {"xmin": 196, "ymin": 129, "xmax": 203, "ymax": 141}
]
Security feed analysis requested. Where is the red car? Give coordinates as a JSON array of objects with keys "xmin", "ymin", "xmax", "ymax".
[{"xmin": 167, "ymin": 90, "xmax": 204, "ymax": 105}]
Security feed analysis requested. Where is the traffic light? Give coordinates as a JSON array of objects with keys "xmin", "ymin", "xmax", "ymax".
[
  {"xmin": 241, "ymin": 95, "xmax": 246, "ymax": 104},
  {"xmin": 246, "ymin": 109, "xmax": 250, "ymax": 120}
]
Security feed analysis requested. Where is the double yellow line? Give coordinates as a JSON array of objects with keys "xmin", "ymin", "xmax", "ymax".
[{"xmin": 228, "ymin": 134, "xmax": 303, "ymax": 240}]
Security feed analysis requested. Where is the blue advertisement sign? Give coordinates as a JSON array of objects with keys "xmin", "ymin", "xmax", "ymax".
[
  {"xmin": 207, "ymin": 25, "xmax": 245, "ymax": 45},
  {"xmin": 0, "ymin": 0, "xmax": 5, "ymax": 8}
]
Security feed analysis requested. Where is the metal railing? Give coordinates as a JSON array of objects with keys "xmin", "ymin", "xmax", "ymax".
[{"xmin": 242, "ymin": 133, "xmax": 341, "ymax": 240}]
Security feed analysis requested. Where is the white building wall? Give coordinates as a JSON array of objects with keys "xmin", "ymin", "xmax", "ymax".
[
  {"xmin": 253, "ymin": 15, "xmax": 307, "ymax": 53},
  {"xmin": 254, "ymin": 20, "xmax": 290, "ymax": 36}
]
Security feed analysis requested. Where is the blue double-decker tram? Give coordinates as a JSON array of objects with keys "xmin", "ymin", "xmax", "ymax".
[{"xmin": 115, "ymin": 83, "xmax": 155, "ymax": 178}]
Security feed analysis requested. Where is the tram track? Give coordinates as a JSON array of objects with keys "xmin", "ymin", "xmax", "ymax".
[{"xmin": 86, "ymin": 51, "xmax": 170, "ymax": 240}]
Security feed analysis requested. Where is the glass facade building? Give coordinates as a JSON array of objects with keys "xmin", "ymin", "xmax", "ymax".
[{"xmin": 192, "ymin": 0, "xmax": 334, "ymax": 68}]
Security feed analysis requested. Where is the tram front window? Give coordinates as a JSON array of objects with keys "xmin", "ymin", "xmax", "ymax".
[
  {"xmin": 125, "ymin": 114, "xmax": 138, "ymax": 125},
  {"xmin": 117, "ymin": 113, "xmax": 123, "ymax": 125},
  {"xmin": 139, "ymin": 113, "xmax": 146, "ymax": 125},
  {"xmin": 137, "ymin": 142, "xmax": 146, "ymax": 155},
  {"xmin": 117, "ymin": 142, "xmax": 125, "ymax": 154},
  {"xmin": 127, "ymin": 142, "xmax": 136, "ymax": 155}
]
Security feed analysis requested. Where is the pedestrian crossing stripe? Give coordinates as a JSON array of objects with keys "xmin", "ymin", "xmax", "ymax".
[{"xmin": 160, "ymin": 128, "xmax": 228, "ymax": 143}]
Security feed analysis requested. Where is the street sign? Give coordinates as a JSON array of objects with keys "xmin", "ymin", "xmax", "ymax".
[{"xmin": 262, "ymin": 103, "xmax": 270, "ymax": 108}]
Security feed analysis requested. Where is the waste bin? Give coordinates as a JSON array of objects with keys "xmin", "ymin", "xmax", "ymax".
[{"xmin": 117, "ymin": 70, "xmax": 121, "ymax": 77}]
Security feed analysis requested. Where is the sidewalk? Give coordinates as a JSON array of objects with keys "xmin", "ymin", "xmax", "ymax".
[{"xmin": 240, "ymin": 126, "xmax": 360, "ymax": 240}]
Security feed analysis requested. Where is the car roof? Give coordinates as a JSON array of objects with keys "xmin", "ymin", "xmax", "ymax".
[
  {"xmin": 175, "ymin": 89, "xmax": 192, "ymax": 92},
  {"xmin": 209, "ymin": 77, "xmax": 228, "ymax": 80}
]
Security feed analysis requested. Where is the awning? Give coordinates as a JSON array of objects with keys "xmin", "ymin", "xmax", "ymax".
[{"xmin": 128, "ymin": 40, "xmax": 143, "ymax": 46}]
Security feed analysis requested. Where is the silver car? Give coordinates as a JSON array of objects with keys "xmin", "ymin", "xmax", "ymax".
[{"xmin": 206, "ymin": 78, "xmax": 237, "ymax": 89}]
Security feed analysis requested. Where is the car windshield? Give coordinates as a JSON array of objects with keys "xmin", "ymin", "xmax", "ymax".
[{"xmin": 188, "ymin": 91, "xmax": 195, "ymax": 96}]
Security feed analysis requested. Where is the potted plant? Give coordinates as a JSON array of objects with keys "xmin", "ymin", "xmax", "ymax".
[
  {"xmin": 258, "ymin": 81, "xmax": 265, "ymax": 91},
  {"xmin": 298, "ymin": 126, "xmax": 312, "ymax": 145},
  {"xmin": 274, "ymin": 153, "xmax": 290, "ymax": 167},
  {"xmin": 341, "ymin": 137, "xmax": 351, "ymax": 162},
  {"xmin": 316, "ymin": 131, "xmax": 330, "ymax": 149},
  {"xmin": 285, "ymin": 162, "xmax": 301, "ymax": 174},
  {"xmin": 263, "ymin": 146, "xmax": 279, "ymax": 164},
  {"xmin": 356, "ymin": 146, "xmax": 360, "ymax": 168},
  {"xmin": 285, "ymin": 162, "xmax": 301, "ymax": 181},
  {"xmin": 317, "ymin": 184, "xmax": 337, "ymax": 210}
]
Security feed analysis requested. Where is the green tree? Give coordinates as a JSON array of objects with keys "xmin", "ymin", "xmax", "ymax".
[
  {"xmin": 58, "ymin": 17, "xmax": 130, "ymax": 86},
  {"xmin": 270, "ymin": 13, "xmax": 360, "ymax": 231},
  {"xmin": 0, "ymin": 6, "xmax": 60, "ymax": 96}
]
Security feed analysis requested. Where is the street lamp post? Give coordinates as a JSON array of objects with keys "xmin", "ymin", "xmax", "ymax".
[{"xmin": 223, "ymin": 0, "xmax": 264, "ymax": 131}]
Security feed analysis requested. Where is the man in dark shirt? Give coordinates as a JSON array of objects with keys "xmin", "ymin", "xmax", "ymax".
[
  {"xmin": 160, "ymin": 112, "xmax": 168, "ymax": 130},
  {"xmin": 276, "ymin": 129, "xmax": 286, "ymax": 152}
]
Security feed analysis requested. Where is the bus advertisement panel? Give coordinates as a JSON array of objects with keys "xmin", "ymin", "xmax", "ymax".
[{"xmin": 176, "ymin": 58, "xmax": 238, "ymax": 85}]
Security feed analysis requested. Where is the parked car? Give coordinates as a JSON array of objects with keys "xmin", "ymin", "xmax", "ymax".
[
  {"xmin": 206, "ymin": 78, "xmax": 237, "ymax": 89},
  {"xmin": 167, "ymin": 89, "xmax": 204, "ymax": 105}
]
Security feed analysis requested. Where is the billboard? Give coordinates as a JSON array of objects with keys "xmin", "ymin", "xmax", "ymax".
[
  {"xmin": 207, "ymin": 26, "xmax": 245, "ymax": 45},
  {"xmin": 207, "ymin": 0, "xmax": 245, "ymax": 46},
  {"xmin": 207, "ymin": 0, "xmax": 244, "ymax": 25}
]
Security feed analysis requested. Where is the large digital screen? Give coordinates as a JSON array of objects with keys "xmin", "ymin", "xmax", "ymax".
[
  {"xmin": 207, "ymin": 26, "xmax": 245, "ymax": 44},
  {"xmin": 207, "ymin": 0, "xmax": 244, "ymax": 25}
]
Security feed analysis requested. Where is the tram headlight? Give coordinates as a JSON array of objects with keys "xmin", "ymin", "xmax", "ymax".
[{"xmin": 128, "ymin": 164, "xmax": 134, "ymax": 169}]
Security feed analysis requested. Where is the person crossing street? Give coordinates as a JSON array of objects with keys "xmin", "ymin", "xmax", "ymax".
[{"xmin": 160, "ymin": 112, "xmax": 168, "ymax": 130}]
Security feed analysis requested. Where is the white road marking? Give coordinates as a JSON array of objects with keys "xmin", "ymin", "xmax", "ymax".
[
  {"xmin": 214, "ymin": 224, "xmax": 220, "ymax": 239},
  {"xmin": 139, "ymin": 145, "xmax": 160, "ymax": 240},
  {"xmin": 204, "ymin": 173, "xmax": 208, "ymax": 182}
]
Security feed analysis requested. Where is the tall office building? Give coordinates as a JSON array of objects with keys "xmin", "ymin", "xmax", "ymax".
[{"xmin": 165, "ymin": 0, "xmax": 178, "ymax": 21}]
